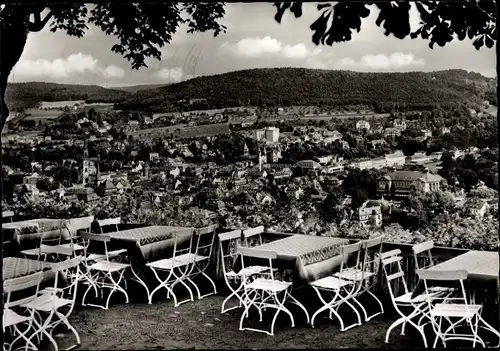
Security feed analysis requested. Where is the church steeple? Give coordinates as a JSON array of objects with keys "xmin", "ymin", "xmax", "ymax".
[{"xmin": 82, "ymin": 133, "xmax": 90, "ymax": 185}]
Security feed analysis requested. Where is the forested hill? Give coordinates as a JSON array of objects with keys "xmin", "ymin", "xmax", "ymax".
[
  {"xmin": 116, "ymin": 68, "xmax": 496, "ymax": 112},
  {"xmin": 5, "ymin": 82, "xmax": 131, "ymax": 111},
  {"xmin": 113, "ymin": 84, "xmax": 168, "ymax": 93}
]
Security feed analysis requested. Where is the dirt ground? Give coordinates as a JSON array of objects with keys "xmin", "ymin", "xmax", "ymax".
[{"xmin": 50, "ymin": 287, "xmax": 473, "ymax": 350}]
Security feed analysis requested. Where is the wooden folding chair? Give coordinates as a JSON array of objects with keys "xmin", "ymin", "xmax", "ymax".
[
  {"xmin": 147, "ymin": 229, "xmax": 196, "ymax": 307},
  {"xmin": 335, "ymin": 236, "xmax": 385, "ymax": 322},
  {"xmin": 417, "ymin": 269, "xmax": 487, "ymax": 348},
  {"xmin": 219, "ymin": 229, "xmax": 271, "ymax": 314},
  {"xmin": 310, "ymin": 242, "xmax": 363, "ymax": 331},
  {"xmin": 22, "ymin": 256, "xmax": 83, "ymax": 350},
  {"xmin": 3, "ymin": 272, "xmax": 44, "ymax": 351},
  {"xmin": 80, "ymin": 232, "xmax": 130, "ymax": 310},
  {"xmin": 412, "ymin": 241, "xmax": 457, "ymax": 296},
  {"xmin": 237, "ymin": 246, "xmax": 309, "ymax": 336},
  {"xmin": 180, "ymin": 224, "xmax": 218, "ymax": 300},
  {"xmin": 381, "ymin": 249, "xmax": 446, "ymax": 347},
  {"xmin": 21, "ymin": 221, "xmax": 73, "ymax": 262}
]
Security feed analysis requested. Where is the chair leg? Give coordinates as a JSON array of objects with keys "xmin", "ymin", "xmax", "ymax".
[
  {"xmin": 385, "ymin": 317, "xmax": 405, "ymax": 343},
  {"xmin": 286, "ymin": 293, "xmax": 310, "ymax": 324}
]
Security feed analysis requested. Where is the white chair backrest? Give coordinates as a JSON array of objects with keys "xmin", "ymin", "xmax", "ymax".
[
  {"xmin": 218, "ymin": 229, "xmax": 242, "ymax": 242},
  {"xmin": 68, "ymin": 215, "xmax": 94, "ymax": 232},
  {"xmin": 360, "ymin": 235, "xmax": 384, "ymax": 274},
  {"xmin": 412, "ymin": 241, "xmax": 435, "ymax": 270},
  {"xmin": 381, "ymin": 249, "xmax": 409, "ymax": 299},
  {"xmin": 193, "ymin": 225, "xmax": 217, "ymax": 259},
  {"xmin": 218, "ymin": 230, "xmax": 242, "ymax": 275},
  {"xmin": 338, "ymin": 241, "xmax": 363, "ymax": 272},
  {"xmin": 50, "ymin": 256, "xmax": 83, "ymax": 314},
  {"xmin": 242, "ymin": 226, "xmax": 265, "ymax": 247},
  {"xmin": 2, "ymin": 210, "xmax": 14, "ymax": 222},
  {"xmin": 416, "ymin": 269, "xmax": 470, "ymax": 309},
  {"xmin": 97, "ymin": 217, "xmax": 121, "ymax": 232},
  {"xmin": 3, "ymin": 272, "xmax": 44, "ymax": 309},
  {"xmin": 237, "ymin": 246, "xmax": 278, "ymax": 290}
]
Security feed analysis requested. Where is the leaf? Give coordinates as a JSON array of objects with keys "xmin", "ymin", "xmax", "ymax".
[
  {"xmin": 274, "ymin": 2, "xmax": 291, "ymax": 23},
  {"xmin": 484, "ymin": 34, "xmax": 494, "ymax": 48},
  {"xmin": 309, "ymin": 10, "xmax": 330, "ymax": 46},
  {"xmin": 317, "ymin": 3, "xmax": 331, "ymax": 11},
  {"xmin": 473, "ymin": 35, "xmax": 485, "ymax": 50}
]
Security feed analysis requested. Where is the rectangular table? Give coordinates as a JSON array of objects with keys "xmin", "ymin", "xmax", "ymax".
[
  {"xmin": 236, "ymin": 234, "xmax": 349, "ymax": 287},
  {"xmin": 2, "ymin": 219, "xmax": 70, "ymax": 251},
  {"xmin": 427, "ymin": 251, "xmax": 498, "ymax": 281},
  {"xmin": 106, "ymin": 225, "xmax": 194, "ymax": 263},
  {"xmin": 412, "ymin": 250, "xmax": 498, "ymax": 299}
]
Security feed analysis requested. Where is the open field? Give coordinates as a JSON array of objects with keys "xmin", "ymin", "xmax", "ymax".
[
  {"xmin": 131, "ymin": 122, "xmax": 231, "ymax": 139},
  {"xmin": 40, "ymin": 100, "xmax": 85, "ymax": 109},
  {"xmin": 24, "ymin": 108, "xmax": 64, "ymax": 121}
]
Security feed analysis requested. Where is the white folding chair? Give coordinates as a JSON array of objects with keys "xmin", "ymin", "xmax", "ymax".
[
  {"xmin": 3, "ymin": 272, "xmax": 44, "ymax": 351},
  {"xmin": 80, "ymin": 232, "xmax": 130, "ymax": 310},
  {"xmin": 334, "ymin": 236, "xmax": 385, "ymax": 322},
  {"xmin": 381, "ymin": 249, "xmax": 449, "ymax": 347},
  {"xmin": 180, "ymin": 225, "xmax": 218, "ymax": 300},
  {"xmin": 59, "ymin": 216, "xmax": 95, "ymax": 253},
  {"xmin": 237, "ymin": 246, "xmax": 309, "ymax": 336},
  {"xmin": 22, "ymin": 256, "xmax": 83, "ymax": 351},
  {"xmin": 417, "ymin": 269, "xmax": 486, "ymax": 348},
  {"xmin": 310, "ymin": 242, "xmax": 363, "ymax": 331},
  {"xmin": 85, "ymin": 218, "xmax": 128, "ymax": 262},
  {"xmin": 412, "ymin": 241, "xmax": 457, "ymax": 296},
  {"xmin": 21, "ymin": 221, "xmax": 71, "ymax": 262},
  {"xmin": 147, "ymin": 229, "xmax": 196, "ymax": 307},
  {"xmin": 219, "ymin": 230, "xmax": 271, "ymax": 314}
]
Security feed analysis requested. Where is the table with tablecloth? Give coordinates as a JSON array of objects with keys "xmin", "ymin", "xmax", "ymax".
[
  {"xmin": 2, "ymin": 257, "xmax": 54, "ymax": 282},
  {"xmin": 412, "ymin": 250, "xmax": 499, "ymax": 299},
  {"xmin": 234, "ymin": 234, "xmax": 350, "ymax": 287},
  {"xmin": 101, "ymin": 225, "xmax": 194, "ymax": 264},
  {"xmin": 2, "ymin": 218, "xmax": 71, "ymax": 251}
]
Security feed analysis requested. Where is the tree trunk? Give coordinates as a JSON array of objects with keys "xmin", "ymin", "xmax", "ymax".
[{"xmin": 0, "ymin": 7, "xmax": 31, "ymax": 130}]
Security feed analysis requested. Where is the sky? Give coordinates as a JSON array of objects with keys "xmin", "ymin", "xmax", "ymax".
[{"xmin": 11, "ymin": 2, "xmax": 497, "ymax": 87}]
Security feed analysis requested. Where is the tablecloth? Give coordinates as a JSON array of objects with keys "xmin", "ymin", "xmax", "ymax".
[
  {"xmin": 2, "ymin": 218, "xmax": 70, "ymax": 251},
  {"xmin": 100, "ymin": 226, "xmax": 194, "ymax": 264},
  {"xmin": 234, "ymin": 234, "xmax": 350, "ymax": 287},
  {"xmin": 2, "ymin": 257, "xmax": 53, "ymax": 281},
  {"xmin": 412, "ymin": 250, "xmax": 498, "ymax": 299}
]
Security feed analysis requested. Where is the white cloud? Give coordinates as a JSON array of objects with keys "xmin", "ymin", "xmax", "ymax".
[
  {"xmin": 221, "ymin": 36, "xmax": 323, "ymax": 61},
  {"xmin": 103, "ymin": 65, "xmax": 125, "ymax": 78},
  {"xmin": 335, "ymin": 53, "xmax": 425, "ymax": 70},
  {"xmin": 155, "ymin": 67, "xmax": 197, "ymax": 83},
  {"xmin": 14, "ymin": 53, "xmax": 126, "ymax": 81},
  {"xmin": 222, "ymin": 36, "xmax": 282, "ymax": 58}
]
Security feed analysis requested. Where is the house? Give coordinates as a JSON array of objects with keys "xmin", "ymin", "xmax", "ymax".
[
  {"xmin": 385, "ymin": 151, "xmax": 406, "ymax": 168},
  {"xmin": 255, "ymin": 127, "xmax": 280, "ymax": 143},
  {"xmin": 351, "ymin": 157, "xmax": 386, "ymax": 170},
  {"xmin": 378, "ymin": 171, "xmax": 444, "ymax": 197},
  {"xmin": 408, "ymin": 153, "xmax": 431, "ymax": 164},
  {"xmin": 430, "ymin": 152, "xmax": 443, "ymax": 161},
  {"xmin": 370, "ymin": 139, "xmax": 387, "ymax": 149},
  {"xmin": 295, "ymin": 160, "xmax": 321, "ymax": 170},
  {"xmin": 421, "ymin": 129, "xmax": 433, "ymax": 138},
  {"xmin": 464, "ymin": 198, "xmax": 490, "ymax": 218},
  {"xmin": 393, "ymin": 119, "xmax": 407, "ymax": 130},
  {"xmin": 340, "ymin": 140, "xmax": 350, "ymax": 149},
  {"xmin": 383, "ymin": 127, "xmax": 402, "ymax": 139},
  {"xmin": 358, "ymin": 200, "xmax": 383, "ymax": 227},
  {"xmin": 97, "ymin": 179, "xmax": 118, "ymax": 196},
  {"xmin": 356, "ymin": 120, "xmax": 370, "ymax": 131},
  {"xmin": 149, "ymin": 152, "xmax": 159, "ymax": 161},
  {"xmin": 441, "ymin": 127, "xmax": 451, "ymax": 135}
]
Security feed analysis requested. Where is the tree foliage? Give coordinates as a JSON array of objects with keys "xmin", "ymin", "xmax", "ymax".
[
  {"xmin": 0, "ymin": 2, "xmax": 227, "ymax": 127},
  {"xmin": 274, "ymin": 1, "xmax": 496, "ymax": 50}
]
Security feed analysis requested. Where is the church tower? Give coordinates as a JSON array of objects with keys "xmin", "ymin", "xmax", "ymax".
[{"xmin": 82, "ymin": 134, "xmax": 90, "ymax": 186}]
